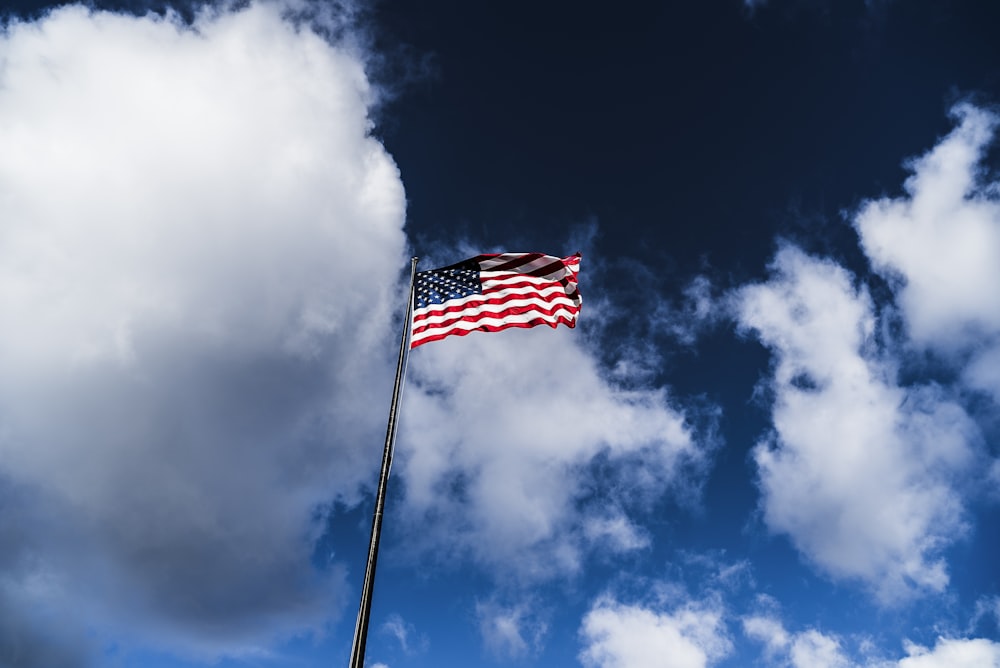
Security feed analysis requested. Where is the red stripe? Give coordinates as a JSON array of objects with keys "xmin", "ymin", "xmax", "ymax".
[
  {"xmin": 414, "ymin": 291, "xmax": 578, "ymax": 324},
  {"xmin": 411, "ymin": 314, "xmax": 578, "ymax": 349},
  {"xmin": 413, "ymin": 307, "xmax": 582, "ymax": 340},
  {"xmin": 413, "ymin": 301, "xmax": 581, "ymax": 336},
  {"xmin": 415, "ymin": 284, "xmax": 579, "ymax": 316}
]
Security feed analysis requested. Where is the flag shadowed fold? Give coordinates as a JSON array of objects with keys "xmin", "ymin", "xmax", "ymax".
[{"xmin": 411, "ymin": 252, "xmax": 582, "ymax": 348}]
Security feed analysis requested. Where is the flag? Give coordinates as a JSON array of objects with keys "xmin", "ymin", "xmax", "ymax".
[{"xmin": 411, "ymin": 252, "xmax": 582, "ymax": 348}]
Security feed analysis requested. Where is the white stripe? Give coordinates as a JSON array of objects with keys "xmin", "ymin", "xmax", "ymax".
[
  {"xmin": 414, "ymin": 284, "xmax": 579, "ymax": 320},
  {"xmin": 413, "ymin": 295, "xmax": 580, "ymax": 327},
  {"xmin": 482, "ymin": 282, "xmax": 579, "ymax": 301}
]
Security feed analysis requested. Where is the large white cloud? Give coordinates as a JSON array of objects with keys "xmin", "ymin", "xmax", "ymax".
[
  {"xmin": 579, "ymin": 595, "xmax": 731, "ymax": 668},
  {"xmin": 397, "ymin": 315, "xmax": 708, "ymax": 581},
  {"xmin": 736, "ymin": 246, "xmax": 978, "ymax": 600},
  {"xmin": 0, "ymin": 1, "xmax": 405, "ymax": 662},
  {"xmin": 856, "ymin": 104, "xmax": 1000, "ymax": 402},
  {"xmin": 894, "ymin": 637, "xmax": 1000, "ymax": 668}
]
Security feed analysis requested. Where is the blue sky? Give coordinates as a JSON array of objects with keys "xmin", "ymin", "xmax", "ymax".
[{"xmin": 0, "ymin": 1, "xmax": 999, "ymax": 667}]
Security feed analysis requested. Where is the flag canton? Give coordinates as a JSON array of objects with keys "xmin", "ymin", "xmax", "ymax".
[{"xmin": 414, "ymin": 267, "xmax": 481, "ymax": 309}]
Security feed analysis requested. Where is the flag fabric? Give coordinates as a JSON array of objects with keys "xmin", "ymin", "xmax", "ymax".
[{"xmin": 410, "ymin": 252, "xmax": 582, "ymax": 348}]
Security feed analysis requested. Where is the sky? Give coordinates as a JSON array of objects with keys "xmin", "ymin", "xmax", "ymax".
[{"xmin": 0, "ymin": 1, "xmax": 999, "ymax": 667}]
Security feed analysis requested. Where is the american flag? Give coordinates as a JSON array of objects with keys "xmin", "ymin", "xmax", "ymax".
[{"xmin": 410, "ymin": 252, "xmax": 582, "ymax": 348}]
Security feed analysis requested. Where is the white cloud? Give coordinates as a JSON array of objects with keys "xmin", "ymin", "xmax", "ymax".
[
  {"xmin": 743, "ymin": 615, "xmax": 792, "ymax": 656},
  {"xmin": 895, "ymin": 637, "xmax": 1000, "ymax": 668},
  {"xmin": 856, "ymin": 104, "xmax": 1000, "ymax": 405},
  {"xmin": 397, "ymin": 316, "xmax": 708, "ymax": 581},
  {"xmin": 0, "ymin": 1, "xmax": 405, "ymax": 661},
  {"xmin": 789, "ymin": 630, "xmax": 852, "ymax": 668},
  {"xmin": 856, "ymin": 104, "xmax": 1000, "ymax": 349},
  {"xmin": 736, "ymin": 246, "xmax": 978, "ymax": 600},
  {"xmin": 382, "ymin": 614, "xmax": 410, "ymax": 653},
  {"xmin": 744, "ymin": 613, "xmax": 1000, "ymax": 668},
  {"xmin": 582, "ymin": 511, "xmax": 652, "ymax": 553},
  {"xmin": 580, "ymin": 596, "xmax": 731, "ymax": 668},
  {"xmin": 965, "ymin": 344, "xmax": 1000, "ymax": 403},
  {"xmin": 743, "ymin": 614, "xmax": 850, "ymax": 668},
  {"xmin": 380, "ymin": 613, "xmax": 425, "ymax": 654},
  {"xmin": 649, "ymin": 274, "xmax": 722, "ymax": 347},
  {"xmin": 476, "ymin": 598, "xmax": 548, "ymax": 659},
  {"xmin": 674, "ymin": 551, "xmax": 755, "ymax": 592},
  {"xmin": 966, "ymin": 595, "xmax": 1000, "ymax": 640}
]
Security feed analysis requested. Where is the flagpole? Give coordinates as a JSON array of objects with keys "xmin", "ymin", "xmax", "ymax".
[{"xmin": 348, "ymin": 256, "xmax": 419, "ymax": 668}]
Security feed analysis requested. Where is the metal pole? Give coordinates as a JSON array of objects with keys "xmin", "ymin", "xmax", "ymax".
[{"xmin": 348, "ymin": 256, "xmax": 419, "ymax": 668}]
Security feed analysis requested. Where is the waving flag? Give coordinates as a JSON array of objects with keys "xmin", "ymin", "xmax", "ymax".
[{"xmin": 411, "ymin": 252, "xmax": 582, "ymax": 348}]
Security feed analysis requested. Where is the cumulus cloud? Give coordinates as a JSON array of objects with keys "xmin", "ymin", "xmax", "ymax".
[
  {"xmin": 397, "ymin": 317, "xmax": 708, "ymax": 581},
  {"xmin": 856, "ymin": 104, "xmax": 1000, "ymax": 349},
  {"xmin": 856, "ymin": 104, "xmax": 1000, "ymax": 404},
  {"xmin": 894, "ymin": 637, "xmax": 1000, "ymax": 668},
  {"xmin": 744, "ymin": 613, "xmax": 1000, "ymax": 668},
  {"xmin": 0, "ymin": 1, "xmax": 405, "ymax": 661},
  {"xmin": 744, "ymin": 615, "xmax": 850, "ymax": 668},
  {"xmin": 789, "ymin": 630, "xmax": 852, "ymax": 668},
  {"xmin": 736, "ymin": 246, "xmax": 978, "ymax": 600},
  {"xmin": 579, "ymin": 595, "xmax": 731, "ymax": 668}
]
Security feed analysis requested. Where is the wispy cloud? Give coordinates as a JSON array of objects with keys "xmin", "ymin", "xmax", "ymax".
[
  {"xmin": 742, "ymin": 0, "xmax": 769, "ymax": 14},
  {"xmin": 380, "ymin": 613, "xmax": 426, "ymax": 654},
  {"xmin": 969, "ymin": 595, "xmax": 1000, "ymax": 635},
  {"xmin": 476, "ymin": 597, "xmax": 548, "ymax": 660},
  {"xmin": 0, "ymin": 1, "xmax": 404, "ymax": 661},
  {"xmin": 650, "ymin": 275, "xmax": 724, "ymax": 348}
]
